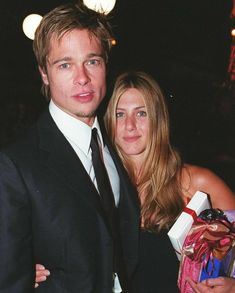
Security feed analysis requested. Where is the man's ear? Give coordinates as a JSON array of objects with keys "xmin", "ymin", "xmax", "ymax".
[{"xmin": 39, "ymin": 66, "xmax": 49, "ymax": 85}]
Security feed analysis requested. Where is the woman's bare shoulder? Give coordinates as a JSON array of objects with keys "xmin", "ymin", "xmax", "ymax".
[
  {"xmin": 181, "ymin": 164, "xmax": 235, "ymax": 209},
  {"xmin": 184, "ymin": 164, "xmax": 218, "ymax": 185}
]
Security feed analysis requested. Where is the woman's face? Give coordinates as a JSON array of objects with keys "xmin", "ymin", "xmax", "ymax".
[{"xmin": 115, "ymin": 88, "xmax": 149, "ymax": 162}]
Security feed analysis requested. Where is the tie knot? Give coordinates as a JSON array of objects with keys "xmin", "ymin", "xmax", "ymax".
[
  {"xmin": 91, "ymin": 128, "xmax": 99, "ymax": 147},
  {"xmin": 92, "ymin": 127, "xmax": 98, "ymax": 139}
]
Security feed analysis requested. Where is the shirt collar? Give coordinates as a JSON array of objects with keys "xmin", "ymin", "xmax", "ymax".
[{"xmin": 49, "ymin": 100, "xmax": 104, "ymax": 155}]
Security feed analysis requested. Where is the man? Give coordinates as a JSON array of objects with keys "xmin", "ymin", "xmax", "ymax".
[{"xmin": 0, "ymin": 3, "xmax": 139, "ymax": 292}]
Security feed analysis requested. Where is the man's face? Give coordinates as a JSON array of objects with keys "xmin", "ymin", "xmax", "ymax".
[{"xmin": 40, "ymin": 29, "xmax": 106, "ymax": 126}]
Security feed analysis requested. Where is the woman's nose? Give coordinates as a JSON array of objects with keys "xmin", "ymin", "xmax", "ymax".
[{"xmin": 125, "ymin": 116, "xmax": 136, "ymax": 131}]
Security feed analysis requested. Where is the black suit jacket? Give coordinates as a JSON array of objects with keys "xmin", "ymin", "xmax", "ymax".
[{"xmin": 0, "ymin": 109, "xmax": 139, "ymax": 293}]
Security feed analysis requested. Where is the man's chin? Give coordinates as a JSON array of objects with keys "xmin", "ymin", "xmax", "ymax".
[{"xmin": 75, "ymin": 111, "xmax": 95, "ymax": 118}]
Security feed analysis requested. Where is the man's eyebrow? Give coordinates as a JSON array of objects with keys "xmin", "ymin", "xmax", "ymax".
[
  {"xmin": 49, "ymin": 53, "xmax": 104, "ymax": 65},
  {"xmin": 50, "ymin": 56, "xmax": 72, "ymax": 65},
  {"xmin": 87, "ymin": 53, "xmax": 104, "ymax": 59}
]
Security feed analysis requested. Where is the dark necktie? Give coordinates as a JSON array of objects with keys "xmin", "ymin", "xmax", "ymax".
[
  {"xmin": 90, "ymin": 128, "xmax": 116, "ymax": 212},
  {"xmin": 90, "ymin": 128, "xmax": 127, "ymax": 290}
]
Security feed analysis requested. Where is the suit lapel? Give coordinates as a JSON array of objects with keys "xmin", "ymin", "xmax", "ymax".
[
  {"xmin": 102, "ymin": 127, "xmax": 140, "ymax": 276},
  {"xmin": 36, "ymin": 110, "xmax": 107, "ymax": 219}
]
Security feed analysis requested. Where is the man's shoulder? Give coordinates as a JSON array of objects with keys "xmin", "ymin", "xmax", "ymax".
[
  {"xmin": 0, "ymin": 109, "xmax": 52, "ymax": 159},
  {"xmin": 0, "ymin": 125, "xmax": 38, "ymax": 161}
]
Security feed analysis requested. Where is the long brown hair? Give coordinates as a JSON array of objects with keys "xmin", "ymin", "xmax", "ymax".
[{"xmin": 105, "ymin": 71, "xmax": 184, "ymax": 231}]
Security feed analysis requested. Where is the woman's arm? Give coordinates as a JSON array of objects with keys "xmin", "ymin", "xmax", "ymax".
[{"xmin": 181, "ymin": 164, "xmax": 235, "ymax": 292}]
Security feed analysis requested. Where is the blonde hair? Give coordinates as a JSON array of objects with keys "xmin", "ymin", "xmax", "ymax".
[
  {"xmin": 33, "ymin": 2, "xmax": 113, "ymax": 99},
  {"xmin": 105, "ymin": 71, "xmax": 184, "ymax": 231}
]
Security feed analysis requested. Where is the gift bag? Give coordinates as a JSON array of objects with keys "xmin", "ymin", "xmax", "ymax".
[
  {"xmin": 178, "ymin": 209, "xmax": 235, "ymax": 293},
  {"xmin": 221, "ymin": 210, "xmax": 235, "ymax": 278}
]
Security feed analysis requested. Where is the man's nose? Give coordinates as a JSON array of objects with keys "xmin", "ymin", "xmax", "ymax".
[{"xmin": 73, "ymin": 66, "xmax": 90, "ymax": 86}]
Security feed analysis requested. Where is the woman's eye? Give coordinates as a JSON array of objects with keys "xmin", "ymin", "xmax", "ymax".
[
  {"xmin": 137, "ymin": 111, "xmax": 147, "ymax": 117},
  {"xmin": 116, "ymin": 112, "xmax": 124, "ymax": 118}
]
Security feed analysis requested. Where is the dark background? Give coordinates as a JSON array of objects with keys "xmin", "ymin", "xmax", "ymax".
[{"xmin": 1, "ymin": 0, "xmax": 235, "ymax": 189}]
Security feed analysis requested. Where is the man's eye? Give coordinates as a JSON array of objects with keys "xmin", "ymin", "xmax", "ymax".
[
  {"xmin": 87, "ymin": 59, "xmax": 101, "ymax": 66},
  {"xmin": 59, "ymin": 63, "xmax": 70, "ymax": 69},
  {"xmin": 116, "ymin": 112, "xmax": 124, "ymax": 118},
  {"xmin": 137, "ymin": 111, "xmax": 147, "ymax": 117}
]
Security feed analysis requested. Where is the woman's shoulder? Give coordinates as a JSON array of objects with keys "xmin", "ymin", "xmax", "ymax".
[
  {"xmin": 180, "ymin": 164, "xmax": 210, "ymax": 195},
  {"xmin": 183, "ymin": 164, "xmax": 217, "ymax": 185},
  {"xmin": 181, "ymin": 164, "xmax": 235, "ymax": 209}
]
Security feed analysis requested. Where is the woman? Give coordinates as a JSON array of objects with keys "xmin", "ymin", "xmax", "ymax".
[{"xmin": 36, "ymin": 71, "xmax": 235, "ymax": 292}]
